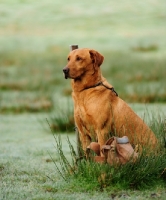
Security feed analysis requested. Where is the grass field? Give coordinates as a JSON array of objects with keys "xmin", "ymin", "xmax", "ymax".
[{"xmin": 0, "ymin": 0, "xmax": 166, "ymax": 199}]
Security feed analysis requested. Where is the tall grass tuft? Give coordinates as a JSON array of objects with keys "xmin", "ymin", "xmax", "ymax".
[
  {"xmin": 51, "ymin": 114, "xmax": 166, "ymax": 191},
  {"xmin": 49, "ymin": 103, "xmax": 75, "ymax": 133}
]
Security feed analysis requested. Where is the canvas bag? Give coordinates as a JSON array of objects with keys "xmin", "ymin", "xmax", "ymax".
[{"xmin": 86, "ymin": 136, "xmax": 138, "ymax": 165}]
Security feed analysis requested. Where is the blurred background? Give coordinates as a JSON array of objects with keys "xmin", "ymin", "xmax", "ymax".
[{"xmin": 0, "ymin": 0, "xmax": 166, "ymax": 114}]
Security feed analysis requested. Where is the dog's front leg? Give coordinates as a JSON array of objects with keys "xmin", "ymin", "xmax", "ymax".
[
  {"xmin": 97, "ymin": 130, "xmax": 110, "ymax": 157},
  {"xmin": 79, "ymin": 132, "xmax": 91, "ymax": 155},
  {"xmin": 75, "ymin": 124, "xmax": 91, "ymax": 156}
]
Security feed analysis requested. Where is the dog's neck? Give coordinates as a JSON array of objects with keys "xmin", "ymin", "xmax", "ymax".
[{"xmin": 71, "ymin": 70, "xmax": 102, "ymax": 93}]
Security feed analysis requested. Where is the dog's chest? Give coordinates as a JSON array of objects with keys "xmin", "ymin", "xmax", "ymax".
[
  {"xmin": 73, "ymin": 92, "xmax": 105, "ymax": 125},
  {"xmin": 74, "ymin": 100, "xmax": 91, "ymax": 122}
]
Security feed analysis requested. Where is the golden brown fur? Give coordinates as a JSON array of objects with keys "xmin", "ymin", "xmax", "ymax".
[{"xmin": 63, "ymin": 48, "xmax": 158, "ymax": 155}]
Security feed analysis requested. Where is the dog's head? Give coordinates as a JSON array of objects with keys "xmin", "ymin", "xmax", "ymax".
[{"xmin": 63, "ymin": 48, "xmax": 104, "ymax": 79}]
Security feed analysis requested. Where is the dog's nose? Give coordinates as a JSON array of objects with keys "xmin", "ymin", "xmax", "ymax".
[
  {"xmin": 63, "ymin": 67, "xmax": 69, "ymax": 79},
  {"xmin": 63, "ymin": 67, "xmax": 69, "ymax": 74}
]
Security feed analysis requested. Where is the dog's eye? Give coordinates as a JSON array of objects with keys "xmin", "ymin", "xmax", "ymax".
[
  {"xmin": 76, "ymin": 56, "xmax": 81, "ymax": 61},
  {"xmin": 67, "ymin": 57, "xmax": 70, "ymax": 61}
]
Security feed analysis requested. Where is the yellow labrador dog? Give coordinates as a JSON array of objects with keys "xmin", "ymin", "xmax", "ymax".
[{"xmin": 63, "ymin": 48, "xmax": 158, "ymax": 155}]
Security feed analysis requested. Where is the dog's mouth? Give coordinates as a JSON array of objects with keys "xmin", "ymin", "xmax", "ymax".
[
  {"xmin": 64, "ymin": 73, "xmax": 68, "ymax": 79},
  {"xmin": 63, "ymin": 67, "xmax": 81, "ymax": 80},
  {"xmin": 63, "ymin": 67, "xmax": 69, "ymax": 79}
]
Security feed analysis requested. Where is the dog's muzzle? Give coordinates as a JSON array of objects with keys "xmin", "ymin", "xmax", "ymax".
[{"xmin": 63, "ymin": 67, "xmax": 69, "ymax": 79}]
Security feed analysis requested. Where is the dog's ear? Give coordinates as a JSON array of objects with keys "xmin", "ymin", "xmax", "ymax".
[{"xmin": 89, "ymin": 50, "xmax": 104, "ymax": 67}]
